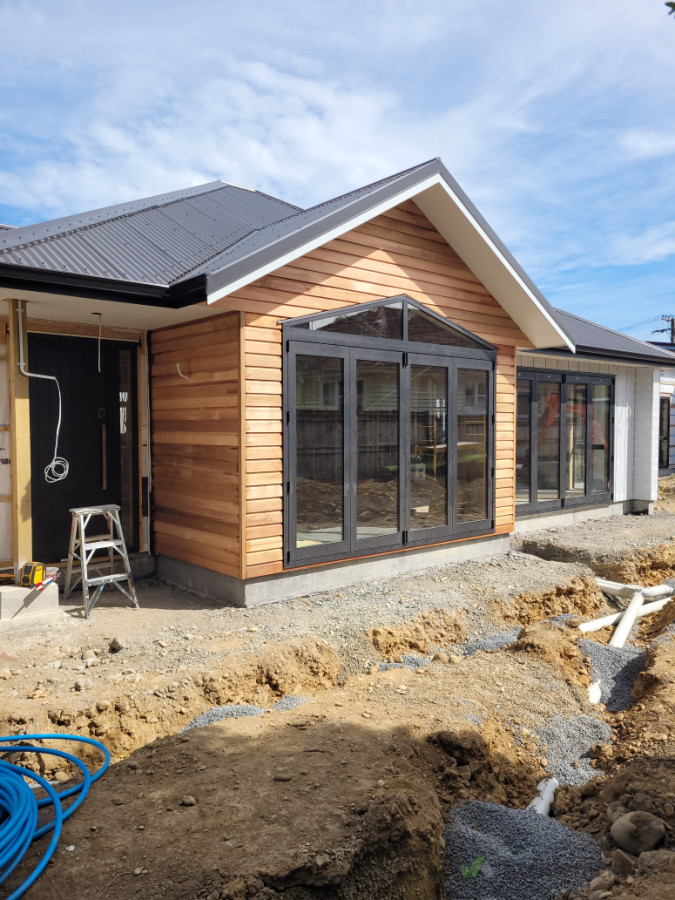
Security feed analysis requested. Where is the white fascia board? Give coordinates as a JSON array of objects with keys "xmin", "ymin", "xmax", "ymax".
[{"xmin": 206, "ymin": 173, "xmax": 574, "ymax": 353}]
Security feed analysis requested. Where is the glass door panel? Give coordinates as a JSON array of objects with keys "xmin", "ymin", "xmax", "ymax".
[
  {"xmin": 356, "ymin": 359, "xmax": 400, "ymax": 539},
  {"xmin": 410, "ymin": 364, "xmax": 448, "ymax": 530},
  {"xmin": 566, "ymin": 384, "xmax": 587, "ymax": 496},
  {"xmin": 295, "ymin": 355, "xmax": 345, "ymax": 548},
  {"xmin": 536, "ymin": 381, "xmax": 561, "ymax": 502},
  {"xmin": 457, "ymin": 368, "xmax": 488, "ymax": 523},
  {"xmin": 592, "ymin": 384, "xmax": 611, "ymax": 492},
  {"xmin": 516, "ymin": 378, "xmax": 531, "ymax": 506}
]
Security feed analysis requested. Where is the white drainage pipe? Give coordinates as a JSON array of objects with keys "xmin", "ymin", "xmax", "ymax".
[
  {"xmin": 609, "ymin": 590, "xmax": 644, "ymax": 649},
  {"xmin": 580, "ymin": 596, "xmax": 673, "ymax": 633},
  {"xmin": 527, "ymin": 777, "xmax": 559, "ymax": 816}
]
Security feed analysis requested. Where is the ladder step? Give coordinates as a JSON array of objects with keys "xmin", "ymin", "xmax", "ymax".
[
  {"xmin": 86, "ymin": 573, "xmax": 133, "ymax": 586},
  {"xmin": 81, "ymin": 540, "xmax": 127, "ymax": 551}
]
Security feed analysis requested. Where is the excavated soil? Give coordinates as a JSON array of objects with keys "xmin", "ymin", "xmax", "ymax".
[{"xmin": 2, "ymin": 507, "xmax": 675, "ymax": 898}]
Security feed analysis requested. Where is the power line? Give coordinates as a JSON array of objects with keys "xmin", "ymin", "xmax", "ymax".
[{"xmin": 617, "ymin": 315, "xmax": 662, "ymax": 332}]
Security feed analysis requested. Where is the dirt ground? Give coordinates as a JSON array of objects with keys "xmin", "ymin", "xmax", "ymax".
[{"xmin": 2, "ymin": 500, "xmax": 675, "ymax": 899}]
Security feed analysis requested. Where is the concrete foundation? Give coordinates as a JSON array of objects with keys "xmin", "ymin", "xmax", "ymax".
[
  {"xmin": 157, "ymin": 534, "xmax": 510, "ymax": 608},
  {"xmin": 0, "ymin": 582, "xmax": 61, "ymax": 631},
  {"xmin": 514, "ymin": 501, "xmax": 650, "ymax": 534}
]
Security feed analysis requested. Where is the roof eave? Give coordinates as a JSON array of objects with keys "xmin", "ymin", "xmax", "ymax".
[{"xmin": 529, "ymin": 345, "xmax": 675, "ymax": 366}]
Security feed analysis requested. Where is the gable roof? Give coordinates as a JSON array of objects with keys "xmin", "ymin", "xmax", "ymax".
[
  {"xmin": 549, "ymin": 309, "xmax": 675, "ymax": 365},
  {"xmin": 0, "ymin": 160, "xmax": 574, "ymax": 348}
]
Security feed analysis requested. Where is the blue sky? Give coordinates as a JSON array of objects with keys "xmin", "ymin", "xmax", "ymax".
[{"xmin": 0, "ymin": 0, "xmax": 674, "ymax": 340}]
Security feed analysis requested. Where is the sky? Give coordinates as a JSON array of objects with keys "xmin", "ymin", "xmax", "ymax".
[{"xmin": 0, "ymin": 0, "xmax": 674, "ymax": 340}]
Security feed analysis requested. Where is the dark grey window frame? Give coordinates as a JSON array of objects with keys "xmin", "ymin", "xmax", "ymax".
[
  {"xmin": 516, "ymin": 368, "xmax": 614, "ymax": 516},
  {"xmin": 283, "ymin": 296, "xmax": 496, "ymax": 568}
]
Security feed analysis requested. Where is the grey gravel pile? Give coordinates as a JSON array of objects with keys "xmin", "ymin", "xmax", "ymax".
[
  {"xmin": 274, "ymin": 695, "xmax": 308, "ymax": 711},
  {"xmin": 536, "ymin": 714, "xmax": 612, "ymax": 785},
  {"xmin": 179, "ymin": 704, "xmax": 266, "ymax": 732},
  {"xmin": 379, "ymin": 653, "xmax": 429, "ymax": 671},
  {"xmin": 579, "ymin": 639, "xmax": 645, "ymax": 711},
  {"xmin": 461, "ymin": 628, "xmax": 520, "ymax": 657},
  {"xmin": 444, "ymin": 801, "xmax": 603, "ymax": 900}
]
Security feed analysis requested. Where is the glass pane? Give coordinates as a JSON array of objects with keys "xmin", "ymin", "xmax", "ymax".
[
  {"xmin": 299, "ymin": 302, "xmax": 403, "ymax": 339},
  {"xmin": 356, "ymin": 360, "xmax": 399, "ymax": 538},
  {"xmin": 295, "ymin": 355, "xmax": 344, "ymax": 547},
  {"xmin": 537, "ymin": 381, "xmax": 560, "ymax": 502},
  {"xmin": 410, "ymin": 365, "xmax": 448, "ymax": 530},
  {"xmin": 566, "ymin": 384, "xmax": 587, "ymax": 496},
  {"xmin": 516, "ymin": 379, "xmax": 531, "ymax": 505},
  {"xmin": 592, "ymin": 384, "xmax": 611, "ymax": 493},
  {"xmin": 408, "ymin": 306, "xmax": 483, "ymax": 348},
  {"xmin": 457, "ymin": 369, "xmax": 488, "ymax": 522}
]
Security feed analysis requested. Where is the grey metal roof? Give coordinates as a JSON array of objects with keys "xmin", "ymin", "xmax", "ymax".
[
  {"xmin": 551, "ymin": 309, "xmax": 675, "ymax": 364},
  {"xmin": 0, "ymin": 182, "xmax": 299, "ymax": 285},
  {"xmin": 0, "ymin": 224, "xmax": 15, "ymax": 231}
]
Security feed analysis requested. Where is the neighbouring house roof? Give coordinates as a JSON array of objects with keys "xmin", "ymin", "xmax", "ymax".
[
  {"xmin": 0, "ymin": 224, "xmax": 15, "ymax": 231},
  {"xmin": 545, "ymin": 309, "xmax": 675, "ymax": 365},
  {"xmin": 0, "ymin": 159, "xmax": 572, "ymax": 350}
]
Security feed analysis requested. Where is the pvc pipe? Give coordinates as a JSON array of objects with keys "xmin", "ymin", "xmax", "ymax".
[
  {"xmin": 526, "ymin": 777, "xmax": 559, "ymax": 816},
  {"xmin": 596, "ymin": 578, "xmax": 643, "ymax": 598},
  {"xmin": 579, "ymin": 596, "xmax": 674, "ymax": 633},
  {"xmin": 641, "ymin": 584, "xmax": 675, "ymax": 599},
  {"xmin": 609, "ymin": 590, "xmax": 643, "ymax": 648}
]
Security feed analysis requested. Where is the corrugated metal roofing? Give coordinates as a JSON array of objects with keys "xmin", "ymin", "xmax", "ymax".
[
  {"xmin": 0, "ymin": 182, "xmax": 299, "ymax": 285},
  {"xmin": 552, "ymin": 309, "xmax": 675, "ymax": 364}
]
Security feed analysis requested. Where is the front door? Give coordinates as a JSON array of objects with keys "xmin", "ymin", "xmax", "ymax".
[{"xmin": 28, "ymin": 334, "xmax": 138, "ymax": 561}]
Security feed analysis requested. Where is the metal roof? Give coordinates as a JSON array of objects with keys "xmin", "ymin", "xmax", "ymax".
[
  {"xmin": 0, "ymin": 182, "xmax": 299, "ymax": 286},
  {"xmin": 0, "ymin": 224, "xmax": 15, "ymax": 231},
  {"xmin": 550, "ymin": 309, "xmax": 675, "ymax": 364}
]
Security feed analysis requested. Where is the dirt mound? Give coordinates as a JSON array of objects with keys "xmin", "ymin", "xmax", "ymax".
[
  {"xmin": 4, "ymin": 639, "xmax": 340, "ymax": 770},
  {"xmin": 638, "ymin": 598, "xmax": 675, "ymax": 643},
  {"xmin": 368, "ymin": 609, "xmax": 466, "ymax": 660},
  {"xmin": 601, "ymin": 544, "xmax": 675, "ymax": 587},
  {"xmin": 508, "ymin": 622, "xmax": 592, "ymax": 686},
  {"xmin": 498, "ymin": 575, "xmax": 605, "ymax": 625}
]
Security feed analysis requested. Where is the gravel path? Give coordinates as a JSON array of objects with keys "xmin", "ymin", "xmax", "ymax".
[{"xmin": 444, "ymin": 801, "xmax": 603, "ymax": 900}]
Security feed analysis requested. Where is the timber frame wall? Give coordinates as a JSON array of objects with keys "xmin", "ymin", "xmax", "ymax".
[{"xmin": 150, "ymin": 200, "xmax": 532, "ymax": 581}]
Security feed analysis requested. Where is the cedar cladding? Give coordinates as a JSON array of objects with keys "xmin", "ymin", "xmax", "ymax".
[{"xmin": 151, "ymin": 200, "xmax": 529, "ymax": 579}]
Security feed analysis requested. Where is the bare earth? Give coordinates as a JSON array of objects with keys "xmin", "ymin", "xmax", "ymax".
[{"xmin": 2, "ymin": 503, "xmax": 675, "ymax": 899}]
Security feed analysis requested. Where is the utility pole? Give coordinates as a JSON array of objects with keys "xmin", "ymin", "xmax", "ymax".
[{"xmin": 652, "ymin": 316, "xmax": 675, "ymax": 344}]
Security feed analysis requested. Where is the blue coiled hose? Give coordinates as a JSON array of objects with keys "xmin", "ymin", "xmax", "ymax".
[{"xmin": 0, "ymin": 733, "xmax": 110, "ymax": 900}]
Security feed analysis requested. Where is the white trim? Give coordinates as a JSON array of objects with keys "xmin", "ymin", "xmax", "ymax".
[{"xmin": 205, "ymin": 172, "xmax": 573, "ymax": 352}]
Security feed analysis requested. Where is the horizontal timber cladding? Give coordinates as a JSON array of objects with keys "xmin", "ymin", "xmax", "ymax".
[
  {"xmin": 214, "ymin": 199, "xmax": 528, "ymax": 579},
  {"xmin": 150, "ymin": 311, "xmax": 242, "ymax": 577}
]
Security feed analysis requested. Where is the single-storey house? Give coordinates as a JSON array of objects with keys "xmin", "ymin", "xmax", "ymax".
[
  {"xmin": 0, "ymin": 159, "xmax": 672, "ymax": 606},
  {"xmin": 647, "ymin": 340, "xmax": 675, "ymax": 470}
]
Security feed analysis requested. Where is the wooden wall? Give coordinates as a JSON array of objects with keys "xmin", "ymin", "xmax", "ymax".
[
  {"xmin": 214, "ymin": 199, "xmax": 531, "ymax": 579},
  {"xmin": 150, "ymin": 312, "xmax": 241, "ymax": 577}
]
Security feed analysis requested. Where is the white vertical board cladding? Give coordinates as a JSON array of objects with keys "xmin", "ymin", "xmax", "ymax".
[
  {"xmin": 633, "ymin": 366, "xmax": 659, "ymax": 502},
  {"xmin": 0, "ymin": 339, "xmax": 10, "ymax": 561},
  {"xmin": 613, "ymin": 367, "xmax": 635, "ymax": 503},
  {"xmin": 139, "ymin": 338, "xmax": 150, "ymax": 552}
]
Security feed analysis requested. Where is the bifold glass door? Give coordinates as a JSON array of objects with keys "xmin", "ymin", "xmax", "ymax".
[{"xmin": 286, "ymin": 342, "xmax": 493, "ymax": 566}]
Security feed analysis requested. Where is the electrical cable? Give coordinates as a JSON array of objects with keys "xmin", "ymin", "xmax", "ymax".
[
  {"xmin": 0, "ymin": 733, "xmax": 110, "ymax": 900},
  {"xmin": 15, "ymin": 303, "xmax": 69, "ymax": 483}
]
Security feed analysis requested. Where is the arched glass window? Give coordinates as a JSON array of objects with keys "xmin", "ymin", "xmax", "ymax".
[{"xmin": 283, "ymin": 296, "xmax": 496, "ymax": 567}]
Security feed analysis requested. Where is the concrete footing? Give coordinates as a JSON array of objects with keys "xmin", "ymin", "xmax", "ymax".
[
  {"xmin": 514, "ymin": 501, "xmax": 651, "ymax": 534},
  {"xmin": 0, "ymin": 582, "xmax": 61, "ymax": 631},
  {"xmin": 157, "ymin": 534, "xmax": 510, "ymax": 608}
]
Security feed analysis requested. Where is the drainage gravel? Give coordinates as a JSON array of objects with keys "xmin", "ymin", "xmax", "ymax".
[
  {"xmin": 379, "ymin": 653, "xmax": 429, "ymax": 671},
  {"xmin": 444, "ymin": 801, "xmax": 603, "ymax": 900},
  {"xmin": 579, "ymin": 639, "xmax": 645, "ymax": 711},
  {"xmin": 536, "ymin": 714, "xmax": 613, "ymax": 786},
  {"xmin": 273, "ymin": 695, "xmax": 308, "ymax": 711},
  {"xmin": 179, "ymin": 704, "xmax": 266, "ymax": 732},
  {"xmin": 461, "ymin": 628, "xmax": 520, "ymax": 657}
]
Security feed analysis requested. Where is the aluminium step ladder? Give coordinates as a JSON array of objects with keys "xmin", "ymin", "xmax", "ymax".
[{"xmin": 65, "ymin": 504, "xmax": 139, "ymax": 618}]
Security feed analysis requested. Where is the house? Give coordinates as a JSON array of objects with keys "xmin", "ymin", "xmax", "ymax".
[
  {"xmin": 0, "ymin": 159, "xmax": 672, "ymax": 606},
  {"xmin": 647, "ymin": 341, "xmax": 675, "ymax": 470}
]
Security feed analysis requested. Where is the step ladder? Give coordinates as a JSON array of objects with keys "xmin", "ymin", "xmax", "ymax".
[{"xmin": 65, "ymin": 504, "xmax": 139, "ymax": 618}]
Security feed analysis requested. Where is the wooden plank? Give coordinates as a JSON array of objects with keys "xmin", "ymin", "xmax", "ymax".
[
  {"xmin": 238, "ymin": 310, "xmax": 247, "ymax": 580},
  {"xmin": 7, "ymin": 300, "xmax": 32, "ymax": 565}
]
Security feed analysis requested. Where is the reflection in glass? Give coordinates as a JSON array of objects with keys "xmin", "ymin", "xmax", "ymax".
[
  {"xmin": 301, "ymin": 302, "xmax": 403, "ymax": 339},
  {"xmin": 295, "ymin": 356, "xmax": 344, "ymax": 547},
  {"xmin": 537, "ymin": 381, "xmax": 560, "ymax": 502},
  {"xmin": 408, "ymin": 306, "xmax": 483, "ymax": 348},
  {"xmin": 356, "ymin": 360, "xmax": 399, "ymax": 538},
  {"xmin": 410, "ymin": 365, "xmax": 448, "ymax": 530},
  {"xmin": 566, "ymin": 384, "xmax": 587, "ymax": 496},
  {"xmin": 591, "ymin": 384, "xmax": 611, "ymax": 493},
  {"xmin": 457, "ymin": 369, "xmax": 488, "ymax": 522},
  {"xmin": 516, "ymin": 379, "xmax": 531, "ymax": 505}
]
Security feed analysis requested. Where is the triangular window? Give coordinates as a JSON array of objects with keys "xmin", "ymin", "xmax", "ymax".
[{"xmin": 408, "ymin": 305, "xmax": 484, "ymax": 349}]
